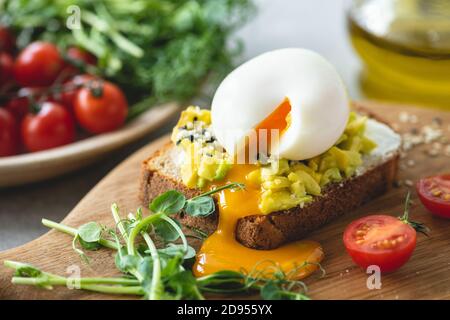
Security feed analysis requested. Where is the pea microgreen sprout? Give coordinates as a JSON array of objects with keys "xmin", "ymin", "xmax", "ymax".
[
  {"xmin": 4, "ymin": 182, "xmax": 322, "ymax": 300},
  {"xmin": 5, "ymin": 260, "xmax": 142, "ymax": 295}
]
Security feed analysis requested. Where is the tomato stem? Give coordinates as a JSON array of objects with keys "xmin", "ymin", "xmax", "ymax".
[
  {"xmin": 399, "ymin": 190, "xmax": 430, "ymax": 236},
  {"xmin": 89, "ymin": 80, "xmax": 104, "ymax": 98},
  {"xmin": 400, "ymin": 191, "xmax": 412, "ymax": 222}
]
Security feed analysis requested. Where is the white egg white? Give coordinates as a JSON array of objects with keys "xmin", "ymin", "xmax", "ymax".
[{"xmin": 211, "ymin": 48, "xmax": 349, "ymax": 161}]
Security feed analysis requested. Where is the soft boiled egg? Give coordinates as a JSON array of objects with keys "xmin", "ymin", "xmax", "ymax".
[{"xmin": 211, "ymin": 48, "xmax": 349, "ymax": 161}]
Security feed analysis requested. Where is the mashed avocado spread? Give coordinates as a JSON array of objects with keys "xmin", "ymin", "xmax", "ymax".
[{"xmin": 171, "ymin": 106, "xmax": 377, "ymax": 214}]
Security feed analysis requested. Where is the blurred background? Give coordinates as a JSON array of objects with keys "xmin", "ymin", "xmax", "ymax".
[{"xmin": 1, "ymin": 0, "xmax": 449, "ymax": 250}]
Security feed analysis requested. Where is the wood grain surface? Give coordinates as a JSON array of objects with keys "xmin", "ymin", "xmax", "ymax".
[{"xmin": 1, "ymin": 101, "xmax": 449, "ymax": 300}]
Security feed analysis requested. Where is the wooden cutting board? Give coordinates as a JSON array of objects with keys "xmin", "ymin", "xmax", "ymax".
[{"xmin": 1, "ymin": 101, "xmax": 449, "ymax": 300}]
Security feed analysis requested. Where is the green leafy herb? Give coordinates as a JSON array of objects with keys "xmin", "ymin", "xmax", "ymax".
[
  {"xmin": 185, "ymin": 196, "xmax": 215, "ymax": 217},
  {"xmin": 5, "ymin": 184, "xmax": 322, "ymax": 300},
  {"xmin": 157, "ymin": 244, "xmax": 196, "ymax": 260},
  {"xmin": 153, "ymin": 219, "xmax": 181, "ymax": 242},
  {"xmin": 12, "ymin": 262, "xmax": 42, "ymax": 278},
  {"xmin": 183, "ymin": 182, "xmax": 245, "ymax": 217},
  {"xmin": 150, "ymin": 190, "xmax": 186, "ymax": 215},
  {"xmin": 78, "ymin": 222, "xmax": 103, "ymax": 243},
  {"xmin": 1, "ymin": 0, "xmax": 256, "ymax": 113},
  {"xmin": 78, "ymin": 238, "xmax": 102, "ymax": 251}
]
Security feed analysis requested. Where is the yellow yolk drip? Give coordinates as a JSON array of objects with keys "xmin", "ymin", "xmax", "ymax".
[
  {"xmin": 193, "ymin": 164, "xmax": 324, "ymax": 279},
  {"xmin": 193, "ymin": 98, "xmax": 324, "ymax": 279}
]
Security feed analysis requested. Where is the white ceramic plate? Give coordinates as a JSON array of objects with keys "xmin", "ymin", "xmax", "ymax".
[{"xmin": 0, "ymin": 102, "xmax": 179, "ymax": 187}]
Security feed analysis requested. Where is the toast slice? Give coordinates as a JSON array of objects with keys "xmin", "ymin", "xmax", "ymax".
[{"xmin": 140, "ymin": 112, "xmax": 401, "ymax": 250}]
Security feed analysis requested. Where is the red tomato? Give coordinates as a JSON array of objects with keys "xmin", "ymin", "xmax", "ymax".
[
  {"xmin": 67, "ymin": 47, "xmax": 96, "ymax": 67},
  {"xmin": 0, "ymin": 52, "xmax": 14, "ymax": 87},
  {"xmin": 57, "ymin": 74, "xmax": 96, "ymax": 111},
  {"xmin": 74, "ymin": 80, "xmax": 128, "ymax": 134},
  {"xmin": 0, "ymin": 26, "xmax": 15, "ymax": 53},
  {"xmin": 0, "ymin": 107, "xmax": 19, "ymax": 156},
  {"xmin": 6, "ymin": 87, "xmax": 43, "ymax": 120},
  {"xmin": 14, "ymin": 42, "xmax": 64, "ymax": 87},
  {"xmin": 21, "ymin": 102, "xmax": 75, "ymax": 152},
  {"xmin": 61, "ymin": 47, "xmax": 97, "ymax": 79},
  {"xmin": 416, "ymin": 175, "xmax": 450, "ymax": 218},
  {"xmin": 343, "ymin": 215, "xmax": 417, "ymax": 273}
]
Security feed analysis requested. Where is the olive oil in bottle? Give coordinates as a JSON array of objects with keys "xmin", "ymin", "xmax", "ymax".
[{"xmin": 348, "ymin": 0, "xmax": 450, "ymax": 109}]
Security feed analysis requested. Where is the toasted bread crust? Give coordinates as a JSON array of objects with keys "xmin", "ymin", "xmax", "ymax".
[
  {"xmin": 235, "ymin": 155, "xmax": 398, "ymax": 248},
  {"xmin": 139, "ymin": 146, "xmax": 219, "ymax": 235},
  {"xmin": 140, "ymin": 145, "xmax": 399, "ymax": 249}
]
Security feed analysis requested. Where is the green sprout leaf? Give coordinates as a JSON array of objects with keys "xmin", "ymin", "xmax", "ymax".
[
  {"xmin": 150, "ymin": 190, "xmax": 186, "ymax": 215},
  {"xmin": 157, "ymin": 244, "xmax": 196, "ymax": 260},
  {"xmin": 185, "ymin": 196, "xmax": 215, "ymax": 217},
  {"xmin": 14, "ymin": 264, "xmax": 42, "ymax": 278},
  {"xmin": 137, "ymin": 257, "xmax": 155, "ymax": 282},
  {"xmin": 115, "ymin": 253, "xmax": 142, "ymax": 275},
  {"xmin": 261, "ymin": 281, "xmax": 282, "ymax": 300},
  {"xmin": 153, "ymin": 219, "xmax": 181, "ymax": 242},
  {"xmin": 78, "ymin": 238, "xmax": 102, "ymax": 251},
  {"xmin": 167, "ymin": 270, "xmax": 202, "ymax": 300},
  {"xmin": 78, "ymin": 222, "xmax": 102, "ymax": 243}
]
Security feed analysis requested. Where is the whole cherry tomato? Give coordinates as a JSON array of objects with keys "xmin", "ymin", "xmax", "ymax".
[
  {"xmin": 0, "ymin": 52, "xmax": 14, "ymax": 87},
  {"xmin": 62, "ymin": 47, "xmax": 97, "ymax": 77},
  {"xmin": 0, "ymin": 26, "xmax": 15, "ymax": 53},
  {"xmin": 14, "ymin": 42, "xmax": 64, "ymax": 87},
  {"xmin": 6, "ymin": 87, "xmax": 43, "ymax": 120},
  {"xmin": 0, "ymin": 107, "xmax": 19, "ymax": 156},
  {"xmin": 74, "ymin": 80, "xmax": 128, "ymax": 134},
  {"xmin": 416, "ymin": 174, "xmax": 450, "ymax": 218},
  {"xmin": 21, "ymin": 102, "xmax": 75, "ymax": 152},
  {"xmin": 57, "ymin": 74, "xmax": 96, "ymax": 112},
  {"xmin": 67, "ymin": 47, "xmax": 96, "ymax": 65}
]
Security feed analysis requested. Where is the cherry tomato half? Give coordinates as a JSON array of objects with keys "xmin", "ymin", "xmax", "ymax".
[
  {"xmin": 0, "ymin": 52, "xmax": 14, "ymax": 87},
  {"xmin": 74, "ymin": 80, "xmax": 128, "ymax": 134},
  {"xmin": 0, "ymin": 26, "xmax": 15, "ymax": 53},
  {"xmin": 416, "ymin": 175, "xmax": 450, "ymax": 218},
  {"xmin": 21, "ymin": 102, "xmax": 75, "ymax": 152},
  {"xmin": 14, "ymin": 42, "xmax": 64, "ymax": 87},
  {"xmin": 343, "ymin": 215, "xmax": 417, "ymax": 273},
  {"xmin": 0, "ymin": 107, "xmax": 19, "ymax": 156}
]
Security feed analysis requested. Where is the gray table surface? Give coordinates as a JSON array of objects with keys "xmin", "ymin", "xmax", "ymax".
[{"xmin": 0, "ymin": 0, "xmax": 362, "ymax": 251}]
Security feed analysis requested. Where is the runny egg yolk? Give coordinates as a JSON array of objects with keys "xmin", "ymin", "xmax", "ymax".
[
  {"xmin": 193, "ymin": 100, "xmax": 324, "ymax": 279},
  {"xmin": 255, "ymin": 97, "xmax": 291, "ymax": 151},
  {"xmin": 256, "ymin": 97, "xmax": 291, "ymax": 134}
]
